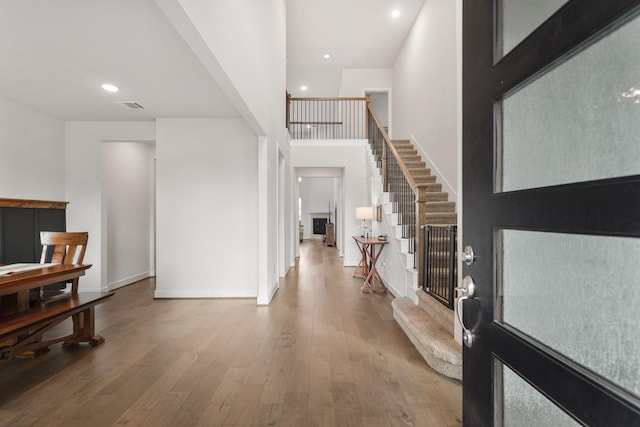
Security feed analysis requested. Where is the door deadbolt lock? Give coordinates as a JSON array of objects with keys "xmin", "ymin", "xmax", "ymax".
[{"xmin": 462, "ymin": 245, "xmax": 476, "ymax": 266}]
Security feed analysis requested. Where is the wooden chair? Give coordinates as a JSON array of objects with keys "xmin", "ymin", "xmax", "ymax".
[{"xmin": 39, "ymin": 231, "xmax": 88, "ymax": 295}]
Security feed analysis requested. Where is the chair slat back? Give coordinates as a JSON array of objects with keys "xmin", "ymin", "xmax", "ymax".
[{"xmin": 40, "ymin": 232, "xmax": 88, "ymax": 265}]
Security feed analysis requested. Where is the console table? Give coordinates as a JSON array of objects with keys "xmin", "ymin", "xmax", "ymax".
[{"xmin": 352, "ymin": 236, "xmax": 388, "ymax": 292}]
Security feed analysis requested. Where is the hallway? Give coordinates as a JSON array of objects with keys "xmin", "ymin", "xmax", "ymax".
[{"xmin": 0, "ymin": 240, "xmax": 461, "ymax": 426}]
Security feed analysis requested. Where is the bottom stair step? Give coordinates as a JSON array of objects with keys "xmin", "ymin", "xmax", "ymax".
[{"xmin": 391, "ymin": 297, "xmax": 462, "ymax": 380}]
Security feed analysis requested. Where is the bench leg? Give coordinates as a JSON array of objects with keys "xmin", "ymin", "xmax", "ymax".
[
  {"xmin": 12, "ymin": 333, "xmax": 50, "ymax": 360},
  {"xmin": 0, "ymin": 336, "xmax": 46, "ymax": 360},
  {"xmin": 63, "ymin": 306, "xmax": 105, "ymax": 347},
  {"xmin": 14, "ymin": 346, "xmax": 50, "ymax": 359}
]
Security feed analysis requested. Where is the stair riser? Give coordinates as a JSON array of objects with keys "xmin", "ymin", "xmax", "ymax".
[
  {"xmin": 425, "ymin": 218, "xmax": 457, "ymax": 224},
  {"xmin": 403, "ymin": 161, "xmax": 426, "ymax": 168},
  {"xmin": 422, "ymin": 193, "xmax": 449, "ymax": 202},
  {"xmin": 414, "ymin": 176, "xmax": 437, "ymax": 183},
  {"xmin": 396, "ymin": 149, "xmax": 418, "ymax": 156},
  {"xmin": 401, "ymin": 252, "xmax": 415, "ymax": 269},
  {"xmin": 422, "ymin": 185, "xmax": 443, "ymax": 193},
  {"xmin": 407, "ymin": 168, "xmax": 431, "ymax": 174},
  {"xmin": 424, "ymin": 220, "xmax": 457, "ymax": 226},
  {"xmin": 425, "ymin": 213, "xmax": 457, "ymax": 222},
  {"xmin": 398, "ymin": 155, "xmax": 421, "ymax": 163},
  {"xmin": 416, "ymin": 290, "xmax": 455, "ymax": 336},
  {"xmin": 391, "ymin": 140, "xmax": 412, "ymax": 147},
  {"xmin": 424, "ymin": 202, "xmax": 456, "ymax": 212}
]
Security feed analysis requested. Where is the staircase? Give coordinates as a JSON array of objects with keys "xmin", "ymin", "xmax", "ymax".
[
  {"xmin": 371, "ymin": 138, "xmax": 462, "ymax": 380},
  {"xmin": 391, "ymin": 139, "xmax": 457, "ymax": 227}
]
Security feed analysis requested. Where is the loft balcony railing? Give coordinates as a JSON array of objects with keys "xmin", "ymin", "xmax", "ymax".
[{"xmin": 287, "ymin": 95, "xmax": 367, "ymax": 139}]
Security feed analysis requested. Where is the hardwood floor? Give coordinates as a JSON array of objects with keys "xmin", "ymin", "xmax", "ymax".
[{"xmin": 0, "ymin": 240, "xmax": 462, "ymax": 426}]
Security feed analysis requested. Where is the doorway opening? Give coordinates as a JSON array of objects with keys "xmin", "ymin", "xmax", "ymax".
[
  {"xmin": 102, "ymin": 141, "xmax": 156, "ymax": 291},
  {"xmin": 295, "ymin": 167, "xmax": 343, "ymax": 259},
  {"xmin": 364, "ymin": 90, "xmax": 391, "ymax": 136}
]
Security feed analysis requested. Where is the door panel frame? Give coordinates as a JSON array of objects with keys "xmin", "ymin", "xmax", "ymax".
[{"xmin": 463, "ymin": 0, "xmax": 640, "ymax": 424}]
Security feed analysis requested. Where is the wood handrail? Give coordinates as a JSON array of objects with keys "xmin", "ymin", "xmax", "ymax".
[
  {"xmin": 0, "ymin": 198, "xmax": 68, "ymax": 209},
  {"xmin": 366, "ymin": 104, "xmax": 419, "ymax": 192},
  {"xmin": 366, "ymin": 103, "xmax": 434, "ymax": 285}
]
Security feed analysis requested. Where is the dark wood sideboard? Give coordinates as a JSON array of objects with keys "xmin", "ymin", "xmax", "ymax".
[{"xmin": 0, "ymin": 198, "xmax": 68, "ymax": 289}]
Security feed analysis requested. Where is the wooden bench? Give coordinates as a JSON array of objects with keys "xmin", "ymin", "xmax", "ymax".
[
  {"xmin": 0, "ymin": 290, "xmax": 114, "ymax": 360},
  {"xmin": 0, "ymin": 262, "xmax": 113, "ymax": 361}
]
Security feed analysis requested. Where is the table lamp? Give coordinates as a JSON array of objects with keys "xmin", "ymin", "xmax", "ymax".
[{"xmin": 355, "ymin": 206, "xmax": 374, "ymax": 237}]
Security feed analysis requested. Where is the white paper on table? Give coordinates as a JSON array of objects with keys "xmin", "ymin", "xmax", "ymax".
[{"xmin": 0, "ymin": 263, "xmax": 57, "ymax": 276}]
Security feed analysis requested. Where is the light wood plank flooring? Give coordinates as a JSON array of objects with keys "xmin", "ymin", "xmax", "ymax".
[{"xmin": 0, "ymin": 240, "xmax": 461, "ymax": 426}]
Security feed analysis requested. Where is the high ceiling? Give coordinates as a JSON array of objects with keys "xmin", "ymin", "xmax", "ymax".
[
  {"xmin": 286, "ymin": 0, "xmax": 425, "ymax": 97},
  {"xmin": 0, "ymin": 0, "xmax": 425, "ymax": 121},
  {"xmin": 0, "ymin": 0, "xmax": 239, "ymax": 121}
]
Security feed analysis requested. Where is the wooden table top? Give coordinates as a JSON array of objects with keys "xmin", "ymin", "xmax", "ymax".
[
  {"xmin": 0, "ymin": 263, "xmax": 91, "ymax": 297},
  {"xmin": 352, "ymin": 236, "xmax": 389, "ymax": 245}
]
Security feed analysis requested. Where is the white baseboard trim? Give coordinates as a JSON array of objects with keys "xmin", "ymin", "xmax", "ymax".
[
  {"xmin": 108, "ymin": 272, "xmax": 152, "ymax": 291},
  {"xmin": 257, "ymin": 281, "xmax": 279, "ymax": 306}
]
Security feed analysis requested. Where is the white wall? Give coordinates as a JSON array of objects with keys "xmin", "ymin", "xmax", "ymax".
[
  {"xmin": 291, "ymin": 141, "xmax": 369, "ymax": 266},
  {"xmin": 339, "ymin": 68, "xmax": 393, "ymax": 97},
  {"xmin": 65, "ymin": 121, "xmax": 156, "ymax": 291},
  {"xmin": 157, "ymin": 0, "xmax": 287, "ymax": 305},
  {"xmin": 102, "ymin": 142, "xmax": 155, "ymax": 290},
  {"xmin": 154, "ymin": 118, "xmax": 258, "ymax": 298},
  {"xmin": 0, "ymin": 97, "xmax": 65, "ymax": 200},
  {"xmin": 339, "ymin": 68, "xmax": 393, "ymax": 136},
  {"xmin": 170, "ymin": 0, "xmax": 286, "ymax": 139},
  {"xmin": 392, "ymin": 0, "xmax": 459, "ymax": 201}
]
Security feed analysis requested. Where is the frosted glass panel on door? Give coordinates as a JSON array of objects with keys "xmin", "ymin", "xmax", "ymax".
[
  {"xmin": 500, "ymin": 230, "xmax": 640, "ymax": 398},
  {"xmin": 498, "ymin": 0, "xmax": 568, "ymax": 56},
  {"xmin": 500, "ymin": 361, "xmax": 580, "ymax": 427},
  {"xmin": 499, "ymin": 15, "xmax": 640, "ymax": 192}
]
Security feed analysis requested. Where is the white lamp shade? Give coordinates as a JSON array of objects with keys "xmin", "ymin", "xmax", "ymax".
[{"xmin": 355, "ymin": 206, "xmax": 374, "ymax": 220}]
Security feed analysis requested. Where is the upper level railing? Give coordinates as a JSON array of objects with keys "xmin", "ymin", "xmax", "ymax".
[{"xmin": 287, "ymin": 95, "xmax": 367, "ymax": 139}]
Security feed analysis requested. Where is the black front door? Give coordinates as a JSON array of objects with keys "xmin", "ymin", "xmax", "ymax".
[{"xmin": 462, "ymin": 0, "xmax": 640, "ymax": 425}]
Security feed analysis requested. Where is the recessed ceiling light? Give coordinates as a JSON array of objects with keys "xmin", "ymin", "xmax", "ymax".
[
  {"xmin": 391, "ymin": 9, "xmax": 400, "ymax": 18},
  {"xmin": 300, "ymin": 85, "xmax": 307, "ymax": 91},
  {"xmin": 323, "ymin": 53, "xmax": 331, "ymax": 59},
  {"xmin": 101, "ymin": 83, "xmax": 119, "ymax": 93}
]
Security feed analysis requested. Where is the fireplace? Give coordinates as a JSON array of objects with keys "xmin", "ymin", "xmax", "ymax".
[{"xmin": 312, "ymin": 217, "xmax": 327, "ymax": 235}]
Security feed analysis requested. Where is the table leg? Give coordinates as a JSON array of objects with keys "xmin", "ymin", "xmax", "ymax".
[
  {"xmin": 353, "ymin": 241, "xmax": 369, "ymax": 279},
  {"xmin": 361, "ymin": 244, "xmax": 387, "ymax": 293}
]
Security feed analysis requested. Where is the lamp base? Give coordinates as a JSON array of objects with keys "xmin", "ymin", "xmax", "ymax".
[{"xmin": 360, "ymin": 220, "xmax": 369, "ymax": 238}]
